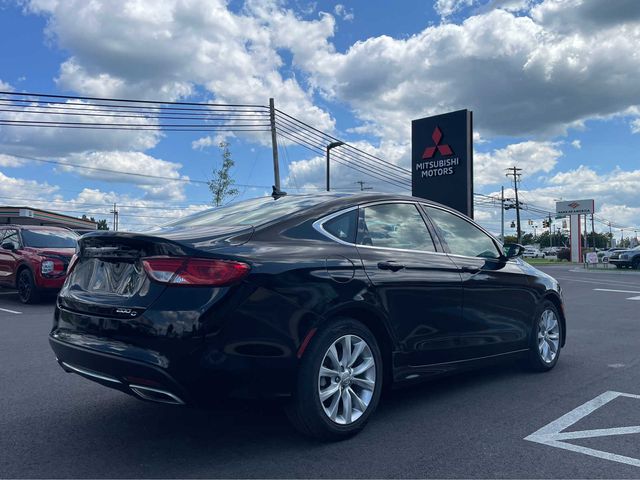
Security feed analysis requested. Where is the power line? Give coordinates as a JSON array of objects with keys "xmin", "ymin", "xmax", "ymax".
[{"xmin": 0, "ymin": 90, "xmax": 266, "ymax": 108}]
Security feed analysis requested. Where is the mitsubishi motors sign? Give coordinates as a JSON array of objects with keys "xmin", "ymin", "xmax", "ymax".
[
  {"xmin": 412, "ymin": 109, "xmax": 473, "ymax": 218},
  {"xmin": 556, "ymin": 199, "xmax": 595, "ymax": 215}
]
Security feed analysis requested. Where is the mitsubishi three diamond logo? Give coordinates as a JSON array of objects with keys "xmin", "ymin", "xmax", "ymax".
[{"xmin": 422, "ymin": 126, "xmax": 453, "ymax": 159}]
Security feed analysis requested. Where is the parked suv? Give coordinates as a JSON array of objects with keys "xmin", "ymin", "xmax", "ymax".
[
  {"xmin": 609, "ymin": 246, "xmax": 640, "ymax": 269},
  {"xmin": 0, "ymin": 225, "xmax": 79, "ymax": 303}
]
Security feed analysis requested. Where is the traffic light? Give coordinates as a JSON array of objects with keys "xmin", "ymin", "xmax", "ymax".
[{"xmin": 510, "ymin": 221, "xmax": 516, "ymax": 228}]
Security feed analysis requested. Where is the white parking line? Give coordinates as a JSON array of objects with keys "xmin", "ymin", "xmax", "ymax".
[
  {"xmin": 557, "ymin": 276, "xmax": 640, "ymax": 288},
  {"xmin": 525, "ymin": 391, "xmax": 640, "ymax": 468},
  {"xmin": 593, "ymin": 288, "xmax": 640, "ymax": 294},
  {"xmin": 0, "ymin": 307, "xmax": 22, "ymax": 314}
]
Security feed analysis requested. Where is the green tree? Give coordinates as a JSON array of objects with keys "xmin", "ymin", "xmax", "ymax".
[
  {"xmin": 96, "ymin": 219, "xmax": 109, "ymax": 230},
  {"xmin": 208, "ymin": 141, "xmax": 239, "ymax": 207},
  {"xmin": 82, "ymin": 215, "xmax": 109, "ymax": 230}
]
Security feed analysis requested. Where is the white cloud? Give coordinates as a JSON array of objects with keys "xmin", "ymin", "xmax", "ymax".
[
  {"xmin": 478, "ymin": 165, "xmax": 640, "ymax": 233},
  {"xmin": 294, "ymin": 6, "xmax": 640, "ymax": 142},
  {"xmin": 58, "ymin": 151, "xmax": 189, "ymax": 200},
  {"xmin": 26, "ymin": 0, "xmax": 336, "ymax": 133},
  {"xmin": 434, "ymin": 0, "xmax": 476, "ymax": 18},
  {"xmin": 284, "ymin": 139, "xmax": 411, "ymax": 193},
  {"xmin": 192, "ymin": 133, "xmax": 230, "ymax": 150},
  {"xmin": 631, "ymin": 118, "xmax": 640, "ymax": 134},
  {"xmin": 0, "ymin": 79, "xmax": 14, "ymax": 91},
  {"xmin": 0, "ymin": 154, "xmax": 24, "ymax": 167},
  {"xmin": 0, "ymin": 170, "xmax": 59, "ymax": 203},
  {"xmin": 334, "ymin": 4, "xmax": 354, "ymax": 22},
  {"xmin": 571, "ymin": 139, "xmax": 581, "ymax": 149},
  {"xmin": 475, "ymin": 141, "xmax": 563, "ymax": 187}
]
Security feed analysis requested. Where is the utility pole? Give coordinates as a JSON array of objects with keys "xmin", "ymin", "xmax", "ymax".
[
  {"xmin": 591, "ymin": 214, "xmax": 595, "ymax": 248},
  {"xmin": 501, "ymin": 186, "xmax": 505, "ymax": 241},
  {"xmin": 269, "ymin": 98, "xmax": 281, "ymax": 192},
  {"xmin": 110, "ymin": 203, "xmax": 119, "ymax": 231},
  {"xmin": 583, "ymin": 215, "xmax": 588, "ymax": 251},
  {"xmin": 505, "ymin": 167, "xmax": 522, "ymax": 243},
  {"xmin": 609, "ymin": 222, "xmax": 613, "ymax": 247},
  {"xmin": 355, "ymin": 180, "xmax": 373, "ymax": 191}
]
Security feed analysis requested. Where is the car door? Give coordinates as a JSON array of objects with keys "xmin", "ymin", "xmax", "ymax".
[
  {"xmin": 354, "ymin": 202, "xmax": 465, "ymax": 367},
  {"xmin": 422, "ymin": 205, "xmax": 536, "ymax": 358},
  {"xmin": 0, "ymin": 229, "xmax": 21, "ymax": 287}
]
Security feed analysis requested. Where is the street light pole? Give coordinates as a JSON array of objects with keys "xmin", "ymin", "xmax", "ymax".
[{"xmin": 326, "ymin": 141, "xmax": 345, "ymax": 191}]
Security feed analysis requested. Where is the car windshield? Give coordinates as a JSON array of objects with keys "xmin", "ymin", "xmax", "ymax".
[
  {"xmin": 155, "ymin": 195, "xmax": 339, "ymax": 229},
  {"xmin": 21, "ymin": 229, "xmax": 78, "ymax": 248}
]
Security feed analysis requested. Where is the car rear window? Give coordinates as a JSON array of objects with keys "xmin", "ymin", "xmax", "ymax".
[
  {"xmin": 21, "ymin": 229, "xmax": 78, "ymax": 248},
  {"xmin": 157, "ymin": 195, "xmax": 336, "ymax": 229}
]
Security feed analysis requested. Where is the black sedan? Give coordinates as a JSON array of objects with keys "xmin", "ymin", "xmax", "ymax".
[{"xmin": 50, "ymin": 193, "xmax": 566, "ymax": 440}]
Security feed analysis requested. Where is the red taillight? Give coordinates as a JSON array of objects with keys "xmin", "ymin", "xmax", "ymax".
[{"xmin": 142, "ymin": 257, "xmax": 250, "ymax": 286}]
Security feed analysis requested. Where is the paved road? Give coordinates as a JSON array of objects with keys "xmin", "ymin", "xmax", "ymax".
[{"xmin": 1, "ymin": 265, "xmax": 639, "ymax": 478}]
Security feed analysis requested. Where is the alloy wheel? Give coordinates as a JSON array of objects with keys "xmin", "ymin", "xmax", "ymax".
[
  {"xmin": 317, "ymin": 334, "xmax": 376, "ymax": 425},
  {"xmin": 537, "ymin": 309, "xmax": 560, "ymax": 364},
  {"xmin": 18, "ymin": 272, "xmax": 31, "ymax": 302}
]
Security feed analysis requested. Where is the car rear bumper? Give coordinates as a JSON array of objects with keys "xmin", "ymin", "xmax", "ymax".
[
  {"xmin": 50, "ymin": 320, "xmax": 298, "ymax": 403},
  {"xmin": 50, "ymin": 333, "xmax": 192, "ymax": 404}
]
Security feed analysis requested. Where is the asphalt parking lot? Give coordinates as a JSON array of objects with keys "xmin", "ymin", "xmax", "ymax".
[{"xmin": 1, "ymin": 265, "xmax": 639, "ymax": 478}]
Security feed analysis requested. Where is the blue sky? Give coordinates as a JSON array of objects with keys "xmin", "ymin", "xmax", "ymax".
[{"xmin": 1, "ymin": 0, "xmax": 639, "ymax": 236}]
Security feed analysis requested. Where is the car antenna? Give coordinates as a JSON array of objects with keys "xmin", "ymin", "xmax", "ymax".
[{"xmin": 272, "ymin": 186, "xmax": 287, "ymax": 200}]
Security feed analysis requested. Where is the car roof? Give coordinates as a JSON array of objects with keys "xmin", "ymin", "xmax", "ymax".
[
  {"xmin": 284, "ymin": 192, "xmax": 459, "ymax": 211},
  {"xmin": 0, "ymin": 224, "xmax": 75, "ymax": 232}
]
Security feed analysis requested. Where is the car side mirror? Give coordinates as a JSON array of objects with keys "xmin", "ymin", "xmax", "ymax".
[
  {"xmin": 503, "ymin": 243, "xmax": 525, "ymax": 259},
  {"xmin": 1, "ymin": 242, "xmax": 16, "ymax": 251}
]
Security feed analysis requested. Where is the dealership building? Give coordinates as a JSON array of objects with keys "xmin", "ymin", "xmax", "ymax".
[{"xmin": 0, "ymin": 206, "xmax": 97, "ymax": 231}]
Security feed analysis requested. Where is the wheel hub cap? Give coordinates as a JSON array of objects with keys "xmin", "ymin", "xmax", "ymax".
[
  {"xmin": 318, "ymin": 334, "xmax": 376, "ymax": 425},
  {"xmin": 538, "ymin": 309, "xmax": 560, "ymax": 364}
]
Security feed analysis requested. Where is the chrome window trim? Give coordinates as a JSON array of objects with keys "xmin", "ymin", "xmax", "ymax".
[
  {"xmin": 313, "ymin": 201, "xmax": 439, "ymax": 254},
  {"xmin": 312, "ymin": 205, "xmax": 360, "ymax": 247}
]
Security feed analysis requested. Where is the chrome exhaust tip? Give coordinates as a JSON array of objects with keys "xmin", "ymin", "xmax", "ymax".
[{"xmin": 129, "ymin": 384, "xmax": 185, "ymax": 405}]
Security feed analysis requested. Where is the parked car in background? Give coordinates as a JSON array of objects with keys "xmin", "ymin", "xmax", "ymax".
[
  {"xmin": 0, "ymin": 225, "xmax": 79, "ymax": 303},
  {"xmin": 50, "ymin": 193, "xmax": 566, "ymax": 440},
  {"xmin": 609, "ymin": 246, "xmax": 640, "ymax": 269},
  {"xmin": 598, "ymin": 248, "xmax": 627, "ymax": 263},
  {"xmin": 542, "ymin": 246, "xmax": 563, "ymax": 256},
  {"xmin": 522, "ymin": 247, "xmax": 546, "ymax": 259}
]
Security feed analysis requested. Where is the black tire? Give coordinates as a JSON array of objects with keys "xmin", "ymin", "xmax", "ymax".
[
  {"xmin": 17, "ymin": 269, "xmax": 40, "ymax": 304},
  {"xmin": 526, "ymin": 300, "xmax": 562, "ymax": 372},
  {"xmin": 286, "ymin": 318, "xmax": 383, "ymax": 441},
  {"xmin": 632, "ymin": 258, "xmax": 640, "ymax": 270}
]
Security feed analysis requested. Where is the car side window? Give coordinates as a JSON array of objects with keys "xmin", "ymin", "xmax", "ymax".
[
  {"xmin": 357, "ymin": 203, "xmax": 436, "ymax": 251},
  {"xmin": 322, "ymin": 210, "xmax": 358, "ymax": 244},
  {"xmin": 423, "ymin": 206, "xmax": 500, "ymax": 259},
  {"xmin": 1, "ymin": 229, "xmax": 21, "ymax": 250}
]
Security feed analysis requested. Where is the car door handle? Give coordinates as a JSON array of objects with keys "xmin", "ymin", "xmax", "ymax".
[
  {"xmin": 377, "ymin": 261, "xmax": 406, "ymax": 272},
  {"xmin": 460, "ymin": 265, "xmax": 481, "ymax": 273}
]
